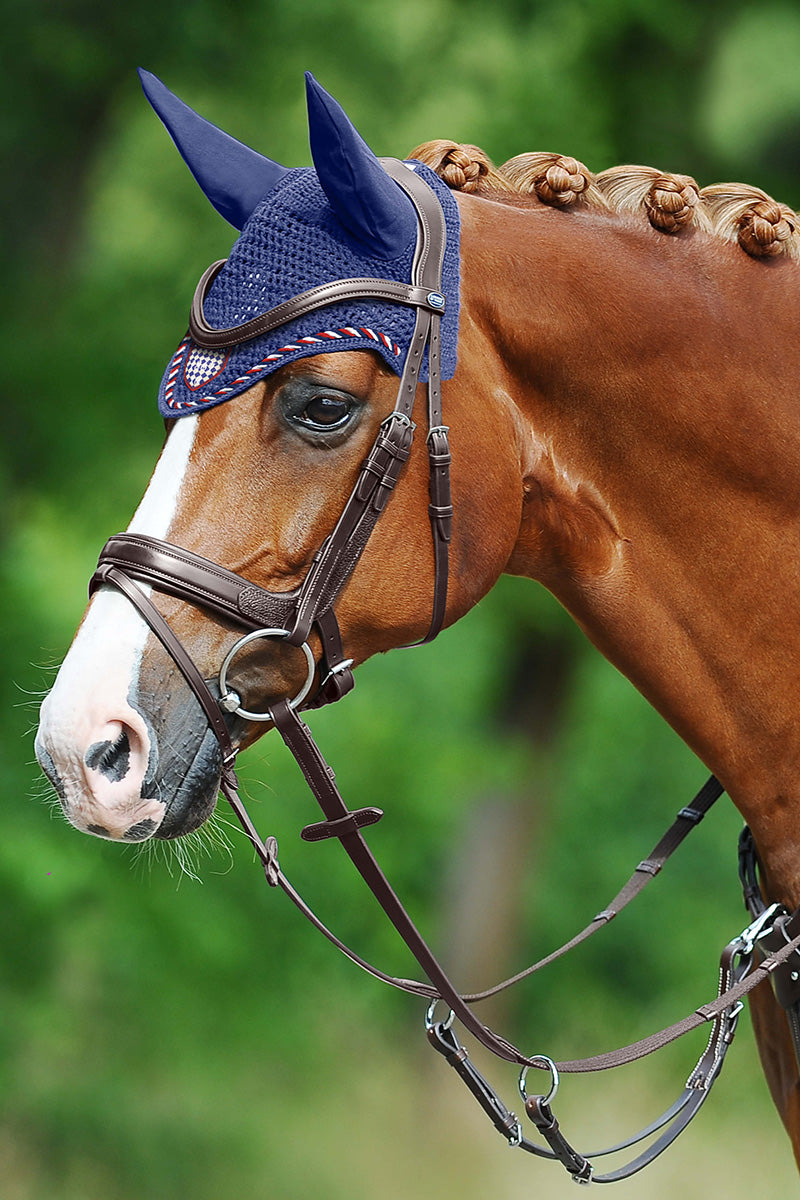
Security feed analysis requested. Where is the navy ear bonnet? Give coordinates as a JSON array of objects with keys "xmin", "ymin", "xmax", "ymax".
[
  {"xmin": 159, "ymin": 166, "xmax": 459, "ymax": 416},
  {"xmin": 145, "ymin": 73, "xmax": 460, "ymax": 417}
]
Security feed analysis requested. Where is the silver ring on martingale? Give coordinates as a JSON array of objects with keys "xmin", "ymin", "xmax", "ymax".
[
  {"xmin": 425, "ymin": 999, "xmax": 455, "ymax": 1031},
  {"xmin": 518, "ymin": 1055, "xmax": 560, "ymax": 1108},
  {"xmin": 218, "ymin": 628, "xmax": 316, "ymax": 720}
]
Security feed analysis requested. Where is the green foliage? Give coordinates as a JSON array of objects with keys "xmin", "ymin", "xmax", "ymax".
[{"xmin": 4, "ymin": 0, "xmax": 800, "ymax": 1194}]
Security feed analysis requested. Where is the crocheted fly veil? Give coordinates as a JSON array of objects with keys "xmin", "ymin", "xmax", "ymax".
[{"xmin": 140, "ymin": 71, "xmax": 460, "ymax": 416}]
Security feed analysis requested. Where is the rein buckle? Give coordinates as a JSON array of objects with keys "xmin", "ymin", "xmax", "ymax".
[{"xmin": 739, "ymin": 902, "xmax": 783, "ymax": 957}]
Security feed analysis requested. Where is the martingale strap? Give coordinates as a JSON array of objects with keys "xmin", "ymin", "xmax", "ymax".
[
  {"xmin": 91, "ymin": 551, "xmax": 800, "ymax": 1182},
  {"xmin": 230, "ymin": 706, "xmax": 800, "ymax": 1183},
  {"xmin": 739, "ymin": 825, "xmax": 800, "ymax": 1070}
]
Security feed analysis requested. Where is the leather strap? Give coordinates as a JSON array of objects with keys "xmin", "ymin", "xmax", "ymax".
[
  {"xmin": 285, "ymin": 409, "xmax": 416, "ymax": 646},
  {"xmin": 83, "ymin": 568, "xmax": 774, "ymax": 1080},
  {"xmin": 758, "ymin": 908, "xmax": 800, "ymax": 1009},
  {"xmin": 283, "ymin": 161, "xmax": 451, "ymax": 646},
  {"xmin": 91, "ymin": 563, "xmax": 235, "ymax": 763},
  {"xmin": 427, "ymin": 917, "xmax": 753, "ymax": 1183},
  {"xmin": 303, "ymin": 607, "xmax": 354, "ymax": 709},
  {"xmin": 190, "ymin": 261, "xmax": 446, "ymax": 349},
  {"xmin": 739, "ymin": 828, "xmax": 800, "ymax": 1070},
  {"xmin": 462, "ymin": 774, "xmax": 724, "ymax": 1003},
  {"xmin": 94, "ymin": 532, "xmax": 297, "ymax": 630},
  {"xmin": 262, "ymin": 701, "xmax": 800, "ymax": 1076},
  {"xmin": 92, "ymin": 553, "xmax": 800, "ymax": 1182},
  {"xmin": 182, "ymin": 158, "xmax": 452, "ymax": 651},
  {"xmin": 382, "ymin": 158, "xmax": 451, "ymax": 645},
  {"xmin": 301, "ymin": 806, "xmax": 384, "ymax": 842},
  {"xmin": 422, "ymin": 425, "xmax": 452, "ymax": 643},
  {"xmin": 525, "ymin": 1097, "xmax": 593, "ymax": 1183},
  {"xmin": 91, "ymin": 542, "xmax": 360, "ymax": 719}
]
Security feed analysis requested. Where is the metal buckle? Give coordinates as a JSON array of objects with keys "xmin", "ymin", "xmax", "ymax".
[
  {"xmin": 426, "ymin": 424, "xmax": 450, "ymax": 442},
  {"xmin": 319, "ymin": 657, "xmax": 354, "ymax": 691},
  {"xmin": 507, "ymin": 1120, "xmax": 523, "ymax": 1149},
  {"xmin": 382, "ymin": 410, "xmax": 414, "ymax": 431},
  {"xmin": 738, "ymin": 902, "xmax": 783, "ymax": 956}
]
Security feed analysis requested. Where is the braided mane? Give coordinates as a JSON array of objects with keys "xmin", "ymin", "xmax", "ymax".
[{"xmin": 410, "ymin": 140, "xmax": 800, "ymax": 261}]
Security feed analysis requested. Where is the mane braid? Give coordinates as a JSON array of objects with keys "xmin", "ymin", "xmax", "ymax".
[{"xmin": 409, "ymin": 141, "xmax": 800, "ymax": 261}]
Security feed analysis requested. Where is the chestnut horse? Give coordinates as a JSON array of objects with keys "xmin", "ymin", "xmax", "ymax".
[{"xmin": 35, "ymin": 72, "xmax": 800, "ymax": 1171}]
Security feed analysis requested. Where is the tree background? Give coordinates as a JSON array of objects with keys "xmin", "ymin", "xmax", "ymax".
[{"xmin": 3, "ymin": 1, "xmax": 800, "ymax": 1196}]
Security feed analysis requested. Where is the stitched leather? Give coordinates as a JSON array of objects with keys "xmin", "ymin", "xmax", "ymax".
[
  {"xmin": 190, "ymin": 262, "xmax": 445, "ymax": 349},
  {"xmin": 88, "ymin": 546, "xmax": 800, "ymax": 1180},
  {"xmin": 301, "ymin": 807, "xmax": 384, "ymax": 842},
  {"xmin": 92, "ymin": 563, "xmax": 236, "ymax": 761},
  {"xmin": 93, "ymin": 533, "xmax": 297, "ymax": 630},
  {"xmin": 758, "ymin": 909, "xmax": 800, "ymax": 1008}
]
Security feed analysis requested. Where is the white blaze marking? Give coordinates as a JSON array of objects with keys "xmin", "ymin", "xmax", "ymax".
[
  {"xmin": 80, "ymin": 412, "xmax": 198, "ymax": 667},
  {"xmin": 37, "ymin": 416, "xmax": 198, "ymax": 819},
  {"xmin": 128, "ymin": 414, "xmax": 198, "ymax": 537}
]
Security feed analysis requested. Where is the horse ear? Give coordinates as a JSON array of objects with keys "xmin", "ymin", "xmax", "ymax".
[
  {"xmin": 305, "ymin": 73, "xmax": 417, "ymax": 259},
  {"xmin": 138, "ymin": 69, "xmax": 289, "ymax": 230}
]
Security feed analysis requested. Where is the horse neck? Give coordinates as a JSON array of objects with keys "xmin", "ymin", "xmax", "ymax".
[{"xmin": 458, "ymin": 193, "xmax": 800, "ymax": 903}]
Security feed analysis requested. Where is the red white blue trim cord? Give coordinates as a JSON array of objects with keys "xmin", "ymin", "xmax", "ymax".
[{"xmin": 163, "ymin": 329, "xmax": 402, "ymax": 411}]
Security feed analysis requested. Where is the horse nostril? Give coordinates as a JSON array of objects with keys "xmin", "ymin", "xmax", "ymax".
[
  {"xmin": 35, "ymin": 743, "xmax": 67, "ymax": 803},
  {"xmin": 85, "ymin": 728, "xmax": 131, "ymax": 782},
  {"xmin": 123, "ymin": 818, "xmax": 158, "ymax": 842}
]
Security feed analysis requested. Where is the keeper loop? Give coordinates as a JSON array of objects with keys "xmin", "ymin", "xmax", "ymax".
[
  {"xmin": 263, "ymin": 835, "xmax": 280, "ymax": 886},
  {"xmin": 636, "ymin": 859, "xmax": 661, "ymax": 876},
  {"xmin": 301, "ymin": 806, "xmax": 384, "ymax": 842}
]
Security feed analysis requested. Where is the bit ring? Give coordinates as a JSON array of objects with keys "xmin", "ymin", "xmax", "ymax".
[{"xmin": 218, "ymin": 628, "xmax": 316, "ymax": 721}]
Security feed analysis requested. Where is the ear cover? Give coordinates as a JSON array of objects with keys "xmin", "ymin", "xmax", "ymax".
[
  {"xmin": 138, "ymin": 69, "xmax": 289, "ymax": 229},
  {"xmin": 151, "ymin": 72, "xmax": 461, "ymax": 417},
  {"xmin": 305, "ymin": 72, "xmax": 417, "ymax": 258}
]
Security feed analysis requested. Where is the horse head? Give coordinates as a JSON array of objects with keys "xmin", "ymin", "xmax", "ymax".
[
  {"xmin": 34, "ymin": 73, "xmax": 522, "ymax": 842},
  {"xmin": 35, "ymin": 68, "xmax": 800, "ymax": 1171}
]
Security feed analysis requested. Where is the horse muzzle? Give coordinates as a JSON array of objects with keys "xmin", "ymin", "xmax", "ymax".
[{"xmin": 35, "ymin": 675, "xmax": 224, "ymax": 842}]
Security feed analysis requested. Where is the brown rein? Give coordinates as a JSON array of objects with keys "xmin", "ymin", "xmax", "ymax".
[
  {"xmin": 88, "ymin": 554, "xmax": 800, "ymax": 1182},
  {"xmin": 88, "ymin": 160, "xmax": 800, "ymax": 1184}
]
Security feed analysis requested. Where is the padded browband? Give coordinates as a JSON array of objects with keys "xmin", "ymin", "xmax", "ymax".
[
  {"xmin": 190, "ymin": 158, "xmax": 448, "ymax": 352},
  {"xmin": 190, "ymin": 264, "xmax": 446, "ymax": 350}
]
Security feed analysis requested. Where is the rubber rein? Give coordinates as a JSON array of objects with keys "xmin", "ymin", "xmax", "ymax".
[{"xmin": 89, "ymin": 160, "xmax": 800, "ymax": 1184}]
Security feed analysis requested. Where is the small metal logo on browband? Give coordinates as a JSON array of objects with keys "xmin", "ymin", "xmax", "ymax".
[{"xmin": 427, "ymin": 292, "xmax": 445, "ymax": 309}]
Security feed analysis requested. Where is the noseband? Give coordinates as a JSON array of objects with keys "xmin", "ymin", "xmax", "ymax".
[{"xmin": 88, "ymin": 161, "xmax": 800, "ymax": 1185}]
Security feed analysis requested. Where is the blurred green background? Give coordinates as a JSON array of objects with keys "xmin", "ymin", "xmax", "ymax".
[{"xmin": 4, "ymin": 1, "xmax": 800, "ymax": 1195}]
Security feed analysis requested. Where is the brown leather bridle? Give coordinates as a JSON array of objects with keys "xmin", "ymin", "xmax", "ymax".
[{"xmin": 88, "ymin": 159, "xmax": 800, "ymax": 1184}]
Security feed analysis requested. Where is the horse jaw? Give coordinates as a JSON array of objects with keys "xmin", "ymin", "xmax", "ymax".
[{"xmin": 35, "ymin": 416, "xmax": 205, "ymax": 841}]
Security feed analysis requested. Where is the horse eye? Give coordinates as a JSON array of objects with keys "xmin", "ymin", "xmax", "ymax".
[{"xmin": 297, "ymin": 395, "xmax": 353, "ymax": 430}]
